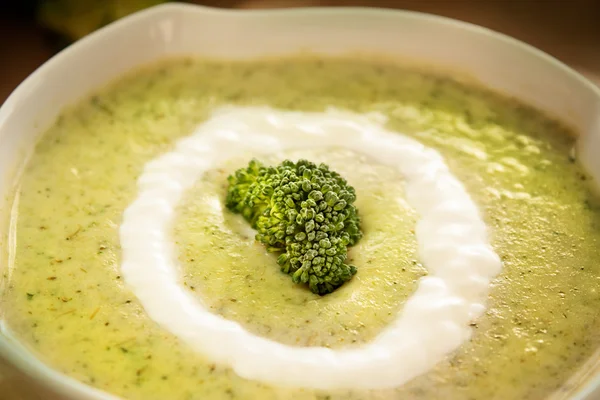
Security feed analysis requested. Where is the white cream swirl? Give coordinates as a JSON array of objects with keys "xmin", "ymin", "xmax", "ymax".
[{"xmin": 119, "ymin": 106, "xmax": 502, "ymax": 389}]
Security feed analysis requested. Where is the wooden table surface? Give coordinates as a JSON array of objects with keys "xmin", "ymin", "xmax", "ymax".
[{"xmin": 1, "ymin": 0, "xmax": 599, "ymax": 104}]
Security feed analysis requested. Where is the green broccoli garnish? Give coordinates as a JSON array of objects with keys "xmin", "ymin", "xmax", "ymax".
[{"xmin": 226, "ymin": 159, "xmax": 362, "ymax": 295}]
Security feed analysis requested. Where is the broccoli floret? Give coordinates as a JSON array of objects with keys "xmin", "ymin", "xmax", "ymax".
[{"xmin": 226, "ymin": 159, "xmax": 362, "ymax": 295}]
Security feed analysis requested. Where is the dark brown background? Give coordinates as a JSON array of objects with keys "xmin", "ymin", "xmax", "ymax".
[{"xmin": 1, "ymin": 0, "xmax": 600, "ymax": 103}]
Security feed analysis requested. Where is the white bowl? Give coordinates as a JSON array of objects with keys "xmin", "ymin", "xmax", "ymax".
[{"xmin": 0, "ymin": 3, "xmax": 599, "ymax": 399}]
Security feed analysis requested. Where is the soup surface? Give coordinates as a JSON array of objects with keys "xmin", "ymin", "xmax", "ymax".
[{"xmin": 1, "ymin": 57, "xmax": 600, "ymax": 400}]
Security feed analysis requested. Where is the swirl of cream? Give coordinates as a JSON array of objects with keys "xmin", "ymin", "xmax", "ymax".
[{"xmin": 120, "ymin": 106, "xmax": 502, "ymax": 390}]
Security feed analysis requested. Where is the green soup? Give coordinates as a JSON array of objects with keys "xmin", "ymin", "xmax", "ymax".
[{"xmin": 1, "ymin": 57, "xmax": 600, "ymax": 400}]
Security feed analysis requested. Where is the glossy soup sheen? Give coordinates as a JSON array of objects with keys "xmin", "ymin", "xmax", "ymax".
[{"xmin": 2, "ymin": 57, "xmax": 600, "ymax": 400}]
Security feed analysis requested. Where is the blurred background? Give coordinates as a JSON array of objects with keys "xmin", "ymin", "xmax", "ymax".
[{"xmin": 0, "ymin": 0, "xmax": 599, "ymax": 103}]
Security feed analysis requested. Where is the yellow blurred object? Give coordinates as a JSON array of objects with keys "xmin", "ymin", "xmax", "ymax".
[{"xmin": 37, "ymin": 0, "xmax": 168, "ymax": 42}]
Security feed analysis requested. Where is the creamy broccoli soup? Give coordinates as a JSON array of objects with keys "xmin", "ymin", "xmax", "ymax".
[{"xmin": 1, "ymin": 57, "xmax": 600, "ymax": 400}]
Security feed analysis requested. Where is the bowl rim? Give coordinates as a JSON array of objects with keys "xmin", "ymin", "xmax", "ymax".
[
  {"xmin": 2, "ymin": 2, "xmax": 599, "ymax": 121},
  {"xmin": 0, "ymin": 3, "xmax": 599, "ymax": 400}
]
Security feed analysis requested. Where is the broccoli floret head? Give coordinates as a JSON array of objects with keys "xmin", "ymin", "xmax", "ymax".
[{"xmin": 226, "ymin": 159, "xmax": 362, "ymax": 295}]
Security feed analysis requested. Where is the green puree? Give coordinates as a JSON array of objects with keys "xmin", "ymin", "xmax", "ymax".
[{"xmin": 2, "ymin": 57, "xmax": 600, "ymax": 400}]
